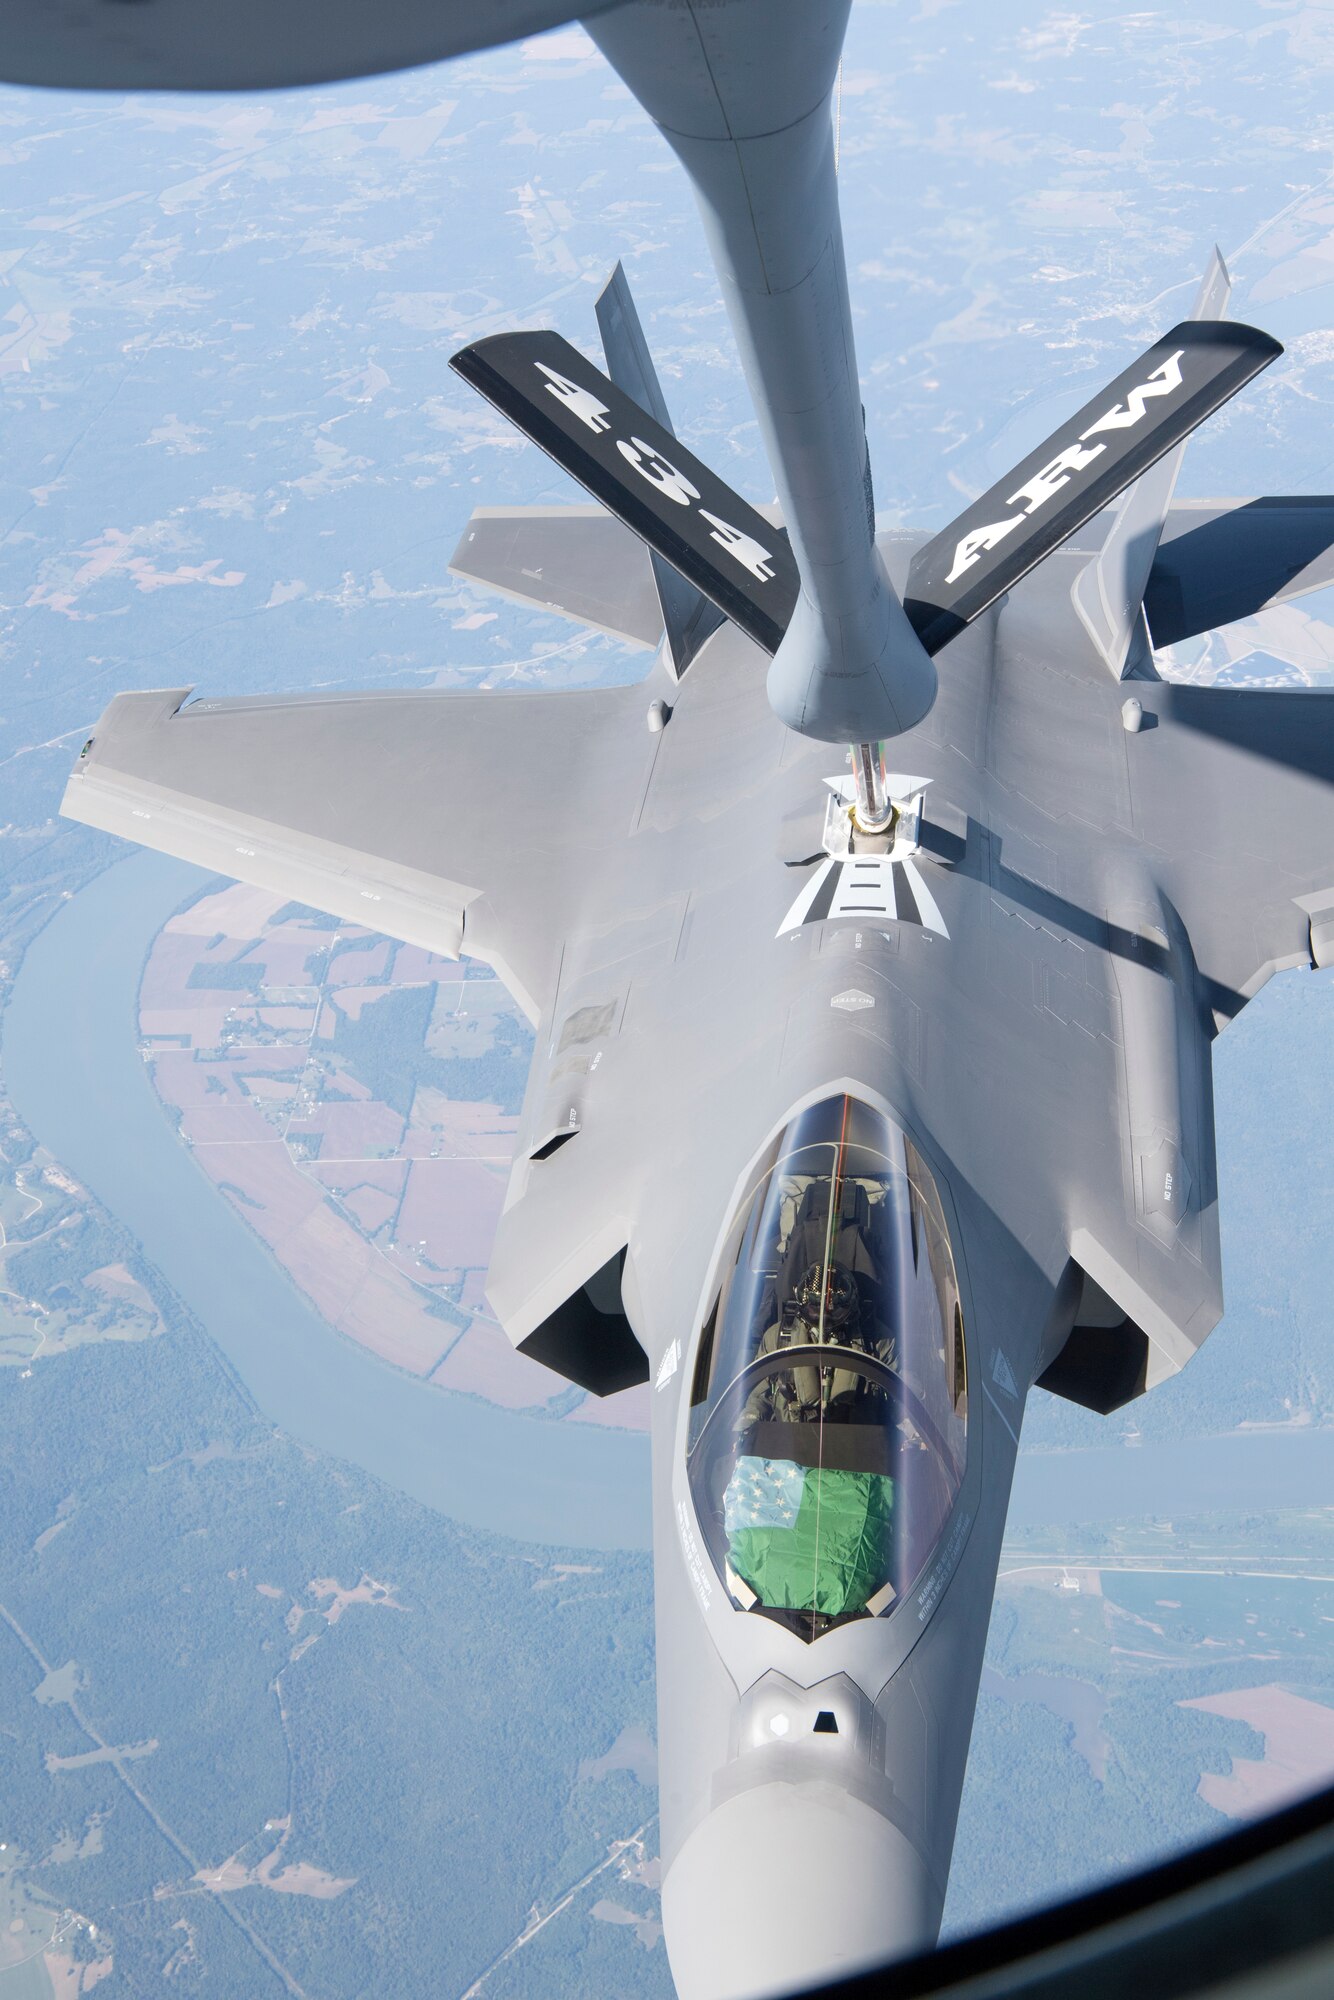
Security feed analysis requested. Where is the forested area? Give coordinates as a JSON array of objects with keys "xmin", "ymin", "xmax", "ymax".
[
  {"xmin": 0, "ymin": 1304, "xmax": 666, "ymax": 1995},
  {"xmin": 334, "ymin": 984, "xmax": 534, "ymax": 1119}
]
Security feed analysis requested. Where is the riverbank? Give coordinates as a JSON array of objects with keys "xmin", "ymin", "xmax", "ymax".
[{"xmin": 2, "ymin": 849, "xmax": 653, "ymax": 1552}]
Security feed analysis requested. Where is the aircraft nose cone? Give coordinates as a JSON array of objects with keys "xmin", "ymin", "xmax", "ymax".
[{"xmin": 661, "ymin": 1779, "xmax": 939, "ymax": 2000}]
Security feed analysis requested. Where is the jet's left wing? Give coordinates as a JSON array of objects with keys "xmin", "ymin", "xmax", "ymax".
[{"xmin": 61, "ymin": 682, "xmax": 643, "ymax": 1022}]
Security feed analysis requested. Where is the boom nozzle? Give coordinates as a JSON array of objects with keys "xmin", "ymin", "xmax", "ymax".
[{"xmin": 850, "ymin": 741, "xmax": 894, "ymax": 835}]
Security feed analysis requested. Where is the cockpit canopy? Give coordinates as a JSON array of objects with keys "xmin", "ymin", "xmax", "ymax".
[{"xmin": 686, "ymin": 1095, "xmax": 968, "ymax": 1643}]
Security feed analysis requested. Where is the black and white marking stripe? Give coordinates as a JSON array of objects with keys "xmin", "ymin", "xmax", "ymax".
[{"xmin": 778, "ymin": 855, "xmax": 948, "ymax": 938}]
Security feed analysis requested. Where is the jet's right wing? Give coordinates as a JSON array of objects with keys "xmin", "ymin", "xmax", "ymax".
[{"xmin": 62, "ymin": 681, "xmax": 645, "ymax": 1023}]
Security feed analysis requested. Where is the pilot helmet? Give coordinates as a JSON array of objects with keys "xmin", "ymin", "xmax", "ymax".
[{"xmin": 796, "ymin": 1263, "xmax": 858, "ymax": 1333}]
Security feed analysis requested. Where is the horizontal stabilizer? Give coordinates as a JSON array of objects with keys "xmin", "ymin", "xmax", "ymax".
[
  {"xmin": 450, "ymin": 330, "xmax": 799, "ymax": 655},
  {"xmin": 449, "ymin": 504, "xmax": 664, "ymax": 649},
  {"xmin": 904, "ymin": 319, "xmax": 1283, "ymax": 655},
  {"xmin": 1145, "ymin": 496, "xmax": 1334, "ymax": 648}
]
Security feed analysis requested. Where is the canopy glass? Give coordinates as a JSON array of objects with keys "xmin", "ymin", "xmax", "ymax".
[{"xmin": 687, "ymin": 1095, "xmax": 968, "ymax": 1642}]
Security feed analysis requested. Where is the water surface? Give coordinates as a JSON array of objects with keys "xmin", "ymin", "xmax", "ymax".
[{"xmin": 3, "ymin": 849, "xmax": 653, "ymax": 1552}]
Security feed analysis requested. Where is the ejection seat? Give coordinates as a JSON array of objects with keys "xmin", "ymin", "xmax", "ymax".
[
  {"xmin": 777, "ymin": 1180, "xmax": 885, "ymax": 1413},
  {"xmin": 783, "ymin": 1180, "xmax": 878, "ymax": 1288}
]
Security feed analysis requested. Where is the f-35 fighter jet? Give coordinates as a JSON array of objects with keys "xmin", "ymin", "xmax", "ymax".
[{"xmin": 17, "ymin": 2, "xmax": 1334, "ymax": 1995}]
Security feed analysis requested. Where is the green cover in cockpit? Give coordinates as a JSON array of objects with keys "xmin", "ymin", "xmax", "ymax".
[{"xmin": 724, "ymin": 1456, "xmax": 894, "ymax": 1616}]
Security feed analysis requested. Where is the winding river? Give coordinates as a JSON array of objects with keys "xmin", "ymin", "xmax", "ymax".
[
  {"xmin": 5, "ymin": 849, "xmax": 1334, "ymax": 1555},
  {"xmin": 3, "ymin": 849, "xmax": 652, "ymax": 1551}
]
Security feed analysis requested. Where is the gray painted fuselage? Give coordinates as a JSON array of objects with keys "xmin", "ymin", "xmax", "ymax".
[
  {"xmin": 477, "ymin": 527, "xmax": 1333, "ymax": 1994},
  {"xmin": 64, "ymin": 511, "xmax": 1334, "ymax": 1995}
]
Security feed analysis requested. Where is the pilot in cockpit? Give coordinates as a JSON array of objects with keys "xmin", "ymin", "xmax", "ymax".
[{"xmin": 740, "ymin": 1254, "xmax": 898, "ymax": 1428}]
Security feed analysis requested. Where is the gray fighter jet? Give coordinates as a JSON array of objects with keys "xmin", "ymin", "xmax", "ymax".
[{"xmin": 12, "ymin": 3, "xmax": 1334, "ymax": 1996}]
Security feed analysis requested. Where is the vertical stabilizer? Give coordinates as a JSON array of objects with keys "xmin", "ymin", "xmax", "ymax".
[
  {"xmin": 1072, "ymin": 248, "xmax": 1232, "ymax": 678},
  {"xmin": 595, "ymin": 262, "xmax": 723, "ymax": 678}
]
